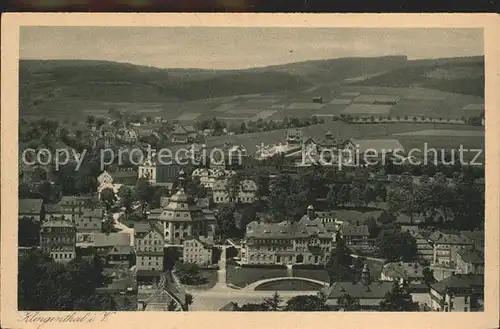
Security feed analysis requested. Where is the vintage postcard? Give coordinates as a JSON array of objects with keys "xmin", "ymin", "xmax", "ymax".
[{"xmin": 1, "ymin": 13, "xmax": 499, "ymax": 329}]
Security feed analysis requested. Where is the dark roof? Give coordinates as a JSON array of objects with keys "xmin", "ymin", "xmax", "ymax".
[
  {"xmin": 134, "ymin": 221, "xmax": 163, "ymax": 238},
  {"xmin": 219, "ymin": 302, "xmax": 238, "ymax": 311},
  {"xmin": 456, "ymin": 249, "xmax": 484, "ymax": 265},
  {"xmin": 324, "ymin": 281, "xmax": 394, "ymax": 299},
  {"xmin": 45, "ymin": 204, "xmax": 63, "ymax": 213},
  {"xmin": 341, "ymin": 224, "xmax": 369, "ymax": 237},
  {"xmin": 93, "ymin": 233, "xmax": 130, "ymax": 247},
  {"xmin": 108, "ymin": 245, "xmax": 133, "ymax": 255},
  {"xmin": 19, "ymin": 199, "xmax": 44, "ymax": 214},
  {"xmin": 245, "ymin": 216, "xmax": 334, "ymax": 240},
  {"xmin": 42, "ymin": 219, "xmax": 75, "ymax": 228},
  {"xmin": 111, "ymin": 170, "xmax": 138, "ymax": 179},
  {"xmin": 430, "ymin": 274, "xmax": 484, "ymax": 295},
  {"xmin": 428, "ymin": 231, "xmax": 473, "ymax": 245}
]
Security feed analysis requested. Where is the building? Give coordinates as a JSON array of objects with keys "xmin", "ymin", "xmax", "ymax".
[
  {"xmin": 157, "ymin": 171, "xmax": 216, "ymax": 245},
  {"xmin": 58, "ymin": 196, "xmax": 94, "ymax": 222},
  {"xmin": 110, "ymin": 168, "xmax": 138, "ymax": 185},
  {"xmin": 429, "ymin": 274, "xmax": 484, "ymax": 311},
  {"xmin": 138, "ymin": 155, "xmax": 191, "ymax": 185},
  {"xmin": 240, "ymin": 206, "xmax": 337, "ymax": 265},
  {"xmin": 40, "ymin": 218, "xmax": 76, "ymax": 262},
  {"xmin": 286, "ymin": 129, "xmax": 303, "ymax": 146},
  {"xmin": 340, "ymin": 224, "xmax": 371, "ymax": 249},
  {"xmin": 120, "ymin": 128, "xmax": 138, "ymax": 144},
  {"xmin": 428, "ymin": 231, "xmax": 474, "ymax": 267},
  {"xmin": 182, "ymin": 237, "xmax": 215, "ymax": 266},
  {"xmin": 135, "ymin": 221, "xmax": 164, "ymax": 272},
  {"xmin": 171, "ymin": 125, "xmax": 197, "ymax": 144},
  {"xmin": 410, "ymin": 232, "xmax": 434, "ymax": 263},
  {"xmin": 106, "ymin": 245, "xmax": 134, "ymax": 268},
  {"xmin": 18, "ymin": 198, "xmax": 45, "ymax": 222},
  {"xmin": 191, "ymin": 168, "xmax": 234, "ymax": 189},
  {"xmin": 76, "ymin": 232, "xmax": 130, "ymax": 249},
  {"xmin": 212, "ymin": 178, "xmax": 257, "ymax": 204},
  {"xmin": 75, "ymin": 208, "xmax": 104, "ymax": 233},
  {"xmin": 380, "ymin": 262, "xmax": 425, "ymax": 284},
  {"xmin": 455, "ymin": 249, "xmax": 484, "ymax": 275},
  {"xmin": 322, "ymin": 265, "xmax": 395, "ymax": 310}
]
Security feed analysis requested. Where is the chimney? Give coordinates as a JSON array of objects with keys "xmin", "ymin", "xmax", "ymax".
[
  {"xmin": 361, "ymin": 264, "xmax": 371, "ymax": 285},
  {"xmin": 307, "ymin": 205, "xmax": 315, "ymax": 219}
]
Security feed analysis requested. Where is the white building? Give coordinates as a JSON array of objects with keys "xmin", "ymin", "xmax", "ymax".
[{"xmin": 212, "ymin": 178, "xmax": 257, "ymax": 204}]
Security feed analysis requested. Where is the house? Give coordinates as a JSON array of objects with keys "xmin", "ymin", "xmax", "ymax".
[
  {"xmin": 134, "ymin": 222, "xmax": 164, "ymax": 272},
  {"xmin": 286, "ymin": 129, "xmax": 303, "ymax": 146},
  {"xmin": 120, "ymin": 128, "xmax": 138, "ymax": 144},
  {"xmin": 75, "ymin": 208, "xmax": 104, "ymax": 233},
  {"xmin": 171, "ymin": 125, "xmax": 191, "ymax": 144},
  {"xmin": 110, "ymin": 169, "xmax": 138, "ymax": 186},
  {"xmin": 410, "ymin": 231, "xmax": 434, "ymax": 263},
  {"xmin": 18, "ymin": 198, "xmax": 45, "ymax": 222},
  {"xmin": 340, "ymin": 224, "xmax": 371, "ymax": 249},
  {"xmin": 429, "ymin": 274, "xmax": 484, "ymax": 311},
  {"xmin": 455, "ymin": 249, "xmax": 484, "ymax": 275},
  {"xmin": 182, "ymin": 236, "xmax": 215, "ymax": 267},
  {"xmin": 380, "ymin": 262, "xmax": 425, "ymax": 284},
  {"xmin": 138, "ymin": 156, "xmax": 190, "ymax": 184},
  {"xmin": 106, "ymin": 245, "xmax": 134, "ymax": 268},
  {"xmin": 40, "ymin": 218, "xmax": 76, "ymax": 263},
  {"xmin": 212, "ymin": 179, "xmax": 257, "ymax": 204},
  {"xmin": 191, "ymin": 168, "xmax": 234, "ymax": 189},
  {"xmin": 58, "ymin": 196, "xmax": 94, "ymax": 221},
  {"xmin": 241, "ymin": 206, "xmax": 337, "ymax": 265},
  {"xmin": 428, "ymin": 231, "xmax": 474, "ymax": 267},
  {"xmin": 322, "ymin": 265, "xmax": 395, "ymax": 310}
]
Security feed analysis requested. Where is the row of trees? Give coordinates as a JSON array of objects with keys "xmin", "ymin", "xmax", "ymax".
[{"xmin": 18, "ymin": 250, "xmax": 117, "ymax": 310}]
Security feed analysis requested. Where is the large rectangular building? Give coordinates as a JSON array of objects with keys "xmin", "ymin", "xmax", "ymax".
[{"xmin": 241, "ymin": 206, "xmax": 337, "ymax": 266}]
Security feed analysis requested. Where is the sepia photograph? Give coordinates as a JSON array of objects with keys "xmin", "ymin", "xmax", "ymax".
[{"xmin": 1, "ymin": 13, "xmax": 499, "ymax": 329}]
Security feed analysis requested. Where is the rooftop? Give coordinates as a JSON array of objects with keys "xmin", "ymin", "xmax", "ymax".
[
  {"xmin": 19, "ymin": 198, "xmax": 44, "ymax": 214},
  {"xmin": 323, "ymin": 281, "xmax": 394, "ymax": 299},
  {"xmin": 430, "ymin": 274, "xmax": 484, "ymax": 295},
  {"xmin": 456, "ymin": 249, "xmax": 484, "ymax": 265},
  {"xmin": 382, "ymin": 262, "xmax": 424, "ymax": 279},
  {"xmin": 93, "ymin": 233, "xmax": 131, "ymax": 247},
  {"xmin": 341, "ymin": 224, "xmax": 370, "ymax": 237}
]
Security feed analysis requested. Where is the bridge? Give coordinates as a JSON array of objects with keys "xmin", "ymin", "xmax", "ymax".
[{"xmin": 244, "ymin": 276, "xmax": 329, "ymax": 291}]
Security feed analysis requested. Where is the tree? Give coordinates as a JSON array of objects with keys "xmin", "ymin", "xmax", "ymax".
[
  {"xmin": 135, "ymin": 178, "xmax": 153, "ymax": 214},
  {"xmin": 102, "ymin": 214, "xmax": 115, "ymax": 235},
  {"xmin": 255, "ymin": 172, "xmax": 270, "ymax": 199},
  {"xmin": 366, "ymin": 217, "xmax": 380, "ymax": 238},
  {"xmin": 263, "ymin": 292, "xmax": 283, "ymax": 311},
  {"xmin": 19, "ymin": 217, "xmax": 41, "ymax": 247},
  {"xmin": 174, "ymin": 262, "xmax": 205, "ymax": 285},
  {"xmin": 118, "ymin": 186, "xmax": 134, "ymax": 215},
  {"xmin": 100, "ymin": 187, "xmax": 116, "ymax": 211},
  {"xmin": 284, "ymin": 295, "xmax": 329, "ymax": 311},
  {"xmin": 151, "ymin": 187, "xmax": 169, "ymax": 209},
  {"xmin": 422, "ymin": 267, "xmax": 436, "ymax": 286},
  {"xmin": 18, "ymin": 250, "xmax": 114, "ymax": 310},
  {"xmin": 376, "ymin": 229, "xmax": 417, "ymax": 262},
  {"xmin": 379, "ymin": 281, "xmax": 418, "ymax": 311},
  {"xmin": 216, "ymin": 205, "xmax": 240, "ymax": 239},
  {"xmin": 337, "ymin": 293, "xmax": 361, "ymax": 311},
  {"xmin": 86, "ymin": 115, "xmax": 96, "ymax": 127},
  {"xmin": 325, "ymin": 234, "xmax": 354, "ymax": 284},
  {"xmin": 236, "ymin": 303, "xmax": 270, "ymax": 311}
]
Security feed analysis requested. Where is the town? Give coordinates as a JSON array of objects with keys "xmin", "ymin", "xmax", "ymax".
[{"xmin": 18, "ymin": 113, "xmax": 485, "ymax": 312}]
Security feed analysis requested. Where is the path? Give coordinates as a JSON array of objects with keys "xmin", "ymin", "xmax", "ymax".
[{"xmin": 112, "ymin": 211, "xmax": 134, "ymax": 246}]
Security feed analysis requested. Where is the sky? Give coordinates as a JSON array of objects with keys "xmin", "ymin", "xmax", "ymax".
[{"xmin": 20, "ymin": 27, "xmax": 484, "ymax": 70}]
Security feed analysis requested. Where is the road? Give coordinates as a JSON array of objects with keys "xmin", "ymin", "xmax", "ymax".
[
  {"xmin": 112, "ymin": 211, "xmax": 134, "ymax": 246},
  {"xmin": 187, "ymin": 283, "xmax": 319, "ymax": 311}
]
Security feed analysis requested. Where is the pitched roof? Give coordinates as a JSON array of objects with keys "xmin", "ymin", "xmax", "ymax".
[
  {"xmin": 172, "ymin": 126, "xmax": 188, "ymax": 135},
  {"xmin": 456, "ymin": 249, "xmax": 484, "ymax": 265},
  {"xmin": 341, "ymin": 224, "xmax": 369, "ymax": 237},
  {"xmin": 110, "ymin": 170, "xmax": 138, "ymax": 179},
  {"xmin": 19, "ymin": 199, "xmax": 44, "ymax": 214},
  {"xmin": 430, "ymin": 274, "xmax": 484, "ymax": 295},
  {"xmin": 42, "ymin": 219, "xmax": 75, "ymax": 228},
  {"xmin": 428, "ymin": 231, "xmax": 473, "ymax": 245},
  {"xmin": 108, "ymin": 245, "xmax": 133, "ymax": 255},
  {"xmin": 324, "ymin": 281, "xmax": 394, "ymax": 299},
  {"xmin": 93, "ymin": 233, "xmax": 131, "ymax": 247},
  {"xmin": 134, "ymin": 221, "xmax": 163, "ymax": 237},
  {"xmin": 245, "ymin": 216, "xmax": 334, "ymax": 240},
  {"xmin": 382, "ymin": 262, "xmax": 425, "ymax": 279}
]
